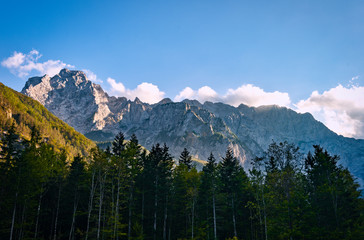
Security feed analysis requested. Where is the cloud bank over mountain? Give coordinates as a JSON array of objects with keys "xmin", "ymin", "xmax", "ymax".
[
  {"xmin": 2, "ymin": 50, "xmax": 364, "ymax": 138},
  {"xmin": 174, "ymin": 84, "xmax": 291, "ymax": 107}
]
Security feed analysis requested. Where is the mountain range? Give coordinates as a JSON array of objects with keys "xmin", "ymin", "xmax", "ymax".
[{"xmin": 21, "ymin": 69, "xmax": 364, "ymax": 186}]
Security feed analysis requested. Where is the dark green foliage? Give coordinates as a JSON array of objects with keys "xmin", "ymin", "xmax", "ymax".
[
  {"xmin": 218, "ymin": 148, "xmax": 252, "ymax": 239},
  {"xmin": 0, "ymin": 82, "xmax": 96, "ymax": 157},
  {"xmin": 179, "ymin": 147, "xmax": 193, "ymax": 169},
  {"xmin": 0, "ymin": 128, "xmax": 363, "ymax": 240},
  {"xmin": 304, "ymin": 145, "xmax": 363, "ymax": 239},
  {"xmin": 262, "ymin": 142, "xmax": 307, "ymax": 240},
  {"xmin": 198, "ymin": 153, "xmax": 218, "ymax": 239},
  {"xmin": 112, "ymin": 132, "xmax": 126, "ymax": 157}
]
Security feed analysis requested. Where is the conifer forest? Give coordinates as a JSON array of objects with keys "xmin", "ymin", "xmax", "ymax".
[{"xmin": 0, "ymin": 125, "xmax": 363, "ymax": 240}]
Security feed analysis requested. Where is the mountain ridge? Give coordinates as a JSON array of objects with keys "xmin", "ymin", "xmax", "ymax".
[{"xmin": 21, "ymin": 69, "xmax": 364, "ymax": 186}]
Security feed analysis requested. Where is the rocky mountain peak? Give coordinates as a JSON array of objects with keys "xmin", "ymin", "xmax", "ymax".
[
  {"xmin": 22, "ymin": 69, "xmax": 110, "ymax": 133},
  {"xmin": 58, "ymin": 68, "xmax": 86, "ymax": 79},
  {"xmin": 59, "ymin": 68, "xmax": 71, "ymax": 76},
  {"xmin": 182, "ymin": 99, "xmax": 203, "ymax": 108},
  {"xmin": 52, "ymin": 68, "xmax": 90, "ymax": 88},
  {"xmin": 134, "ymin": 97, "xmax": 143, "ymax": 104},
  {"xmin": 157, "ymin": 98, "xmax": 173, "ymax": 105},
  {"xmin": 22, "ymin": 74, "xmax": 49, "ymax": 90}
]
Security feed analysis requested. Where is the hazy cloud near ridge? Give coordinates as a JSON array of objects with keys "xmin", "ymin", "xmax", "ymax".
[
  {"xmin": 107, "ymin": 77, "xmax": 165, "ymax": 104},
  {"xmin": 1, "ymin": 50, "xmax": 74, "ymax": 77}
]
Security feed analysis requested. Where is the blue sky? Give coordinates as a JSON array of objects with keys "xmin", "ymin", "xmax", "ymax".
[{"xmin": 1, "ymin": 0, "xmax": 364, "ymax": 138}]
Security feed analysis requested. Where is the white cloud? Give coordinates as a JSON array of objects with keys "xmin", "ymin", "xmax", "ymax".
[
  {"xmin": 295, "ymin": 84, "xmax": 364, "ymax": 139},
  {"xmin": 1, "ymin": 51, "xmax": 26, "ymax": 68},
  {"xmin": 107, "ymin": 77, "xmax": 126, "ymax": 93},
  {"xmin": 352, "ymin": 75, "xmax": 359, "ymax": 81},
  {"xmin": 107, "ymin": 78, "xmax": 165, "ymax": 104},
  {"xmin": 198, "ymin": 86, "xmax": 219, "ymax": 102},
  {"xmin": 82, "ymin": 69, "xmax": 103, "ymax": 83},
  {"xmin": 1, "ymin": 50, "xmax": 74, "ymax": 78},
  {"xmin": 174, "ymin": 84, "xmax": 291, "ymax": 107},
  {"xmin": 224, "ymin": 84, "xmax": 291, "ymax": 107},
  {"xmin": 175, "ymin": 87, "xmax": 195, "ymax": 101},
  {"xmin": 175, "ymin": 86, "xmax": 219, "ymax": 102}
]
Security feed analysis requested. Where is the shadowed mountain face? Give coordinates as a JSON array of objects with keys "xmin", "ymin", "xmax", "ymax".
[{"xmin": 22, "ymin": 69, "xmax": 364, "ymax": 186}]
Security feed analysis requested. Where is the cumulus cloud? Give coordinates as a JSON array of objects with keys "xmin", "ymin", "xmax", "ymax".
[
  {"xmin": 198, "ymin": 86, "xmax": 219, "ymax": 102},
  {"xmin": 295, "ymin": 84, "xmax": 364, "ymax": 139},
  {"xmin": 175, "ymin": 87, "xmax": 195, "ymax": 101},
  {"xmin": 224, "ymin": 84, "xmax": 291, "ymax": 107},
  {"xmin": 174, "ymin": 84, "xmax": 291, "ymax": 107},
  {"xmin": 1, "ymin": 50, "xmax": 74, "ymax": 78},
  {"xmin": 175, "ymin": 86, "xmax": 220, "ymax": 103},
  {"xmin": 107, "ymin": 77, "xmax": 165, "ymax": 104}
]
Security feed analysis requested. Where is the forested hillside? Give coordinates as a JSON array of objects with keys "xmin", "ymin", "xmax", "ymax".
[
  {"xmin": 0, "ymin": 82, "xmax": 95, "ymax": 156},
  {"xmin": 1, "ymin": 129, "xmax": 362, "ymax": 240}
]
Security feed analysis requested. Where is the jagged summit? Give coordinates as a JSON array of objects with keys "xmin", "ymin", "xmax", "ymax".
[
  {"xmin": 157, "ymin": 98, "xmax": 173, "ymax": 105},
  {"xmin": 22, "ymin": 69, "xmax": 110, "ymax": 133},
  {"xmin": 134, "ymin": 97, "xmax": 143, "ymax": 104},
  {"xmin": 21, "ymin": 69, "xmax": 364, "ymax": 186},
  {"xmin": 182, "ymin": 99, "xmax": 203, "ymax": 108},
  {"xmin": 58, "ymin": 68, "xmax": 87, "ymax": 78}
]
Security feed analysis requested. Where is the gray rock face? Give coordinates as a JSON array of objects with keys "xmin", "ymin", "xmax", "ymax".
[{"xmin": 22, "ymin": 69, "xmax": 364, "ymax": 186}]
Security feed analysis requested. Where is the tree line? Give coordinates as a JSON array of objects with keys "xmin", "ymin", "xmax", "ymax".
[{"xmin": 0, "ymin": 126, "xmax": 363, "ymax": 240}]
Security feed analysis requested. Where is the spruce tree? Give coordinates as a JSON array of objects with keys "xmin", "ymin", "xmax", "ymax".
[
  {"xmin": 219, "ymin": 147, "xmax": 241, "ymax": 238},
  {"xmin": 179, "ymin": 148, "xmax": 192, "ymax": 169},
  {"xmin": 200, "ymin": 152, "xmax": 218, "ymax": 239},
  {"xmin": 305, "ymin": 145, "xmax": 363, "ymax": 239},
  {"xmin": 125, "ymin": 134, "xmax": 142, "ymax": 240},
  {"xmin": 112, "ymin": 132, "xmax": 125, "ymax": 157}
]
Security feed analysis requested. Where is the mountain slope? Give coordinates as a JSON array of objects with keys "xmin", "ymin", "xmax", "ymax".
[
  {"xmin": 21, "ymin": 69, "xmax": 364, "ymax": 186},
  {"xmin": 0, "ymin": 82, "xmax": 96, "ymax": 157}
]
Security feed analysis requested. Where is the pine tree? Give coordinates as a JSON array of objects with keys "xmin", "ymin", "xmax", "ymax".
[
  {"xmin": 305, "ymin": 145, "xmax": 363, "ymax": 239},
  {"xmin": 63, "ymin": 154, "xmax": 88, "ymax": 240},
  {"xmin": 110, "ymin": 132, "xmax": 128, "ymax": 239},
  {"xmin": 263, "ymin": 141, "xmax": 307, "ymax": 240},
  {"xmin": 218, "ymin": 147, "xmax": 241, "ymax": 239},
  {"xmin": 179, "ymin": 147, "xmax": 192, "ymax": 169},
  {"xmin": 0, "ymin": 122, "xmax": 18, "ymax": 174},
  {"xmin": 142, "ymin": 143, "xmax": 174, "ymax": 240},
  {"xmin": 125, "ymin": 134, "xmax": 142, "ymax": 240},
  {"xmin": 249, "ymin": 156, "xmax": 268, "ymax": 240},
  {"xmin": 199, "ymin": 152, "xmax": 218, "ymax": 239},
  {"xmin": 112, "ymin": 132, "xmax": 126, "ymax": 157}
]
